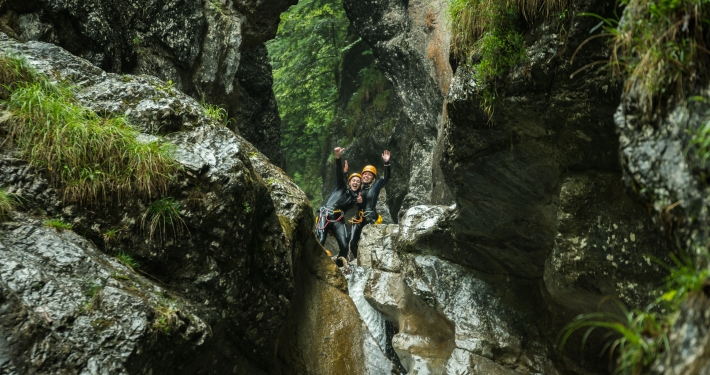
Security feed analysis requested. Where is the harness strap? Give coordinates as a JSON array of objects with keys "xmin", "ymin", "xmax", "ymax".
[
  {"xmin": 317, "ymin": 207, "xmax": 344, "ymax": 230},
  {"xmin": 348, "ymin": 211, "xmax": 365, "ymax": 225}
]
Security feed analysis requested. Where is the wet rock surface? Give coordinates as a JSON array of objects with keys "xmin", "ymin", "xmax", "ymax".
[
  {"xmin": 341, "ymin": 0, "xmax": 453, "ymax": 218},
  {"xmin": 0, "ymin": 34, "xmax": 303, "ymax": 373},
  {"xmin": 358, "ymin": 216, "xmax": 562, "ymax": 375},
  {"xmin": 0, "ymin": 0, "xmax": 290, "ymax": 164}
]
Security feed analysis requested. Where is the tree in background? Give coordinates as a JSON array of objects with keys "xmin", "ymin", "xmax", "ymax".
[{"xmin": 267, "ymin": 0, "xmax": 350, "ymax": 206}]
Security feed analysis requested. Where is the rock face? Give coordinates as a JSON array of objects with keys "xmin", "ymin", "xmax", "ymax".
[
  {"xmin": 0, "ymin": 34, "xmax": 305, "ymax": 374},
  {"xmin": 0, "ymin": 0, "xmax": 291, "ymax": 165},
  {"xmin": 615, "ymin": 55, "xmax": 710, "ymax": 375},
  {"xmin": 358, "ymin": 213, "xmax": 562, "ymax": 375},
  {"xmin": 336, "ymin": 0, "xmax": 681, "ymax": 372},
  {"xmin": 341, "ymin": 0, "xmax": 453, "ymax": 219}
]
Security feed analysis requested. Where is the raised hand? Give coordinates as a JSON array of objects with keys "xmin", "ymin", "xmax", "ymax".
[
  {"xmin": 334, "ymin": 147, "xmax": 345, "ymax": 159},
  {"xmin": 357, "ymin": 192, "xmax": 362, "ymax": 204},
  {"xmin": 344, "ymin": 160, "xmax": 349, "ymax": 173},
  {"xmin": 382, "ymin": 150, "xmax": 391, "ymax": 163}
]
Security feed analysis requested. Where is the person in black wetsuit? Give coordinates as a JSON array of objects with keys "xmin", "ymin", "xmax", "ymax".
[
  {"xmin": 349, "ymin": 150, "xmax": 391, "ymax": 258},
  {"xmin": 316, "ymin": 147, "xmax": 363, "ymax": 267}
]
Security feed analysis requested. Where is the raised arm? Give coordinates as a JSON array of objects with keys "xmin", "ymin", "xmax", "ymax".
[
  {"xmin": 334, "ymin": 147, "xmax": 345, "ymax": 184},
  {"xmin": 373, "ymin": 150, "xmax": 391, "ymax": 190}
]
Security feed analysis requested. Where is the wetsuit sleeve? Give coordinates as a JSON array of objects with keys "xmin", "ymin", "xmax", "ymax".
[
  {"xmin": 373, "ymin": 163, "xmax": 390, "ymax": 191},
  {"xmin": 335, "ymin": 157, "xmax": 345, "ymax": 187}
]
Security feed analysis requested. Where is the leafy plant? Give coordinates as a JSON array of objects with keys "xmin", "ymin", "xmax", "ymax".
[
  {"xmin": 266, "ymin": 0, "xmax": 349, "ymax": 207},
  {"xmin": 0, "ymin": 188, "xmax": 19, "ymax": 221},
  {"xmin": 210, "ymin": 0, "xmax": 223, "ymax": 12},
  {"xmin": 153, "ymin": 298, "xmax": 179, "ymax": 336},
  {"xmin": 115, "ymin": 252, "xmax": 140, "ymax": 270},
  {"xmin": 44, "ymin": 218, "xmax": 72, "ymax": 231},
  {"xmin": 141, "ymin": 197, "xmax": 188, "ymax": 241},
  {"xmin": 243, "ymin": 201, "xmax": 251, "ymax": 214},
  {"xmin": 560, "ymin": 248, "xmax": 710, "ymax": 374},
  {"xmin": 0, "ymin": 55, "xmax": 180, "ymax": 204},
  {"xmin": 559, "ymin": 298, "xmax": 668, "ymax": 375}
]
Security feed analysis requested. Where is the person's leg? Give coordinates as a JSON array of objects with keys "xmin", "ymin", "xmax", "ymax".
[
  {"xmin": 332, "ymin": 220, "xmax": 350, "ymax": 259},
  {"xmin": 317, "ymin": 223, "xmax": 328, "ymax": 246},
  {"xmin": 350, "ymin": 222, "xmax": 365, "ymax": 259}
]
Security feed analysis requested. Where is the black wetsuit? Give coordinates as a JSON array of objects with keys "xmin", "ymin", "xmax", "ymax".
[
  {"xmin": 316, "ymin": 158, "xmax": 359, "ymax": 258},
  {"xmin": 349, "ymin": 163, "xmax": 390, "ymax": 257}
]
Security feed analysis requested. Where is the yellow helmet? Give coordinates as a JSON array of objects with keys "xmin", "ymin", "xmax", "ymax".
[
  {"xmin": 348, "ymin": 173, "xmax": 362, "ymax": 183},
  {"xmin": 361, "ymin": 165, "xmax": 377, "ymax": 179}
]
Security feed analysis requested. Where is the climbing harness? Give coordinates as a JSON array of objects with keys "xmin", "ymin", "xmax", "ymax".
[{"xmin": 317, "ymin": 207, "xmax": 343, "ymax": 231}]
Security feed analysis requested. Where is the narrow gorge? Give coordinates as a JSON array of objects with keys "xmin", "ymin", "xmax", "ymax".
[{"xmin": 0, "ymin": 0, "xmax": 709, "ymax": 374}]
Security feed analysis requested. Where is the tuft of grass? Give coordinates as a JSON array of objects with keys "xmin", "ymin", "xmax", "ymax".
[
  {"xmin": 610, "ymin": 0, "xmax": 710, "ymax": 116},
  {"xmin": 101, "ymin": 227, "xmax": 125, "ymax": 246},
  {"xmin": 0, "ymin": 55, "xmax": 181, "ymax": 204},
  {"xmin": 559, "ymin": 298, "xmax": 667, "ymax": 375},
  {"xmin": 153, "ymin": 298, "xmax": 179, "ymax": 336},
  {"xmin": 200, "ymin": 95, "xmax": 229, "ymax": 126},
  {"xmin": 559, "ymin": 249, "xmax": 710, "ymax": 374},
  {"xmin": 141, "ymin": 197, "xmax": 188, "ymax": 242},
  {"xmin": 448, "ymin": 0, "xmax": 563, "ymax": 117},
  {"xmin": 0, "ymin": 188, "xmax": 19, "ymax": 221},
  {"xmin": 44, "ymin": 218, "xmax": 72, "ymax": 231},
  {"xmin": 115, "ymin": 252, "xmax": 139, "ymax": 270}
]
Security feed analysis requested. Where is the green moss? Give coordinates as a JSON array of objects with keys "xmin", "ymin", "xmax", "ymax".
[
  {"xmin": 44, "ymin": 218, "xmax": 72, "ymax": 231},
  {"xmin": 0, "ymin": 55, "xmax": 180, "ymax": 204},
  {"xmin": 278, "ymin": 214, "xmax": 295, "ymax": 240}
]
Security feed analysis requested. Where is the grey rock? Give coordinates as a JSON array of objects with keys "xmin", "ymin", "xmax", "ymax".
[
  {"xmin": 0, "ymin": 34, "xmax": 303, "ymax": 373},
  {"xmin": 0, "ymin": 0, "xmax": 291, "ymax": 164}
]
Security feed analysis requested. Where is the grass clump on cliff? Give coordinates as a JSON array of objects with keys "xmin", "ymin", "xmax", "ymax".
[
  {"xmin": 141, "ymin": 196, "xmax": 188, "ymax": 242},
  {"xmin": 609, "ymin": 0, "xmax": 710, "ymax": 115},
  {"xmin": 448, "ymin": 0, "xmax": 564, "ymax": 116},
  {"xmin": 0, "ymin": 188, "xmax": 19, "ymax": 221},
  {"xmin": 0, "ymin": 55, "xmax": 180, "ymax": 204},
  {"xmin": 559, "ymin": 250, "xmax": 710, "ymax": 374}
]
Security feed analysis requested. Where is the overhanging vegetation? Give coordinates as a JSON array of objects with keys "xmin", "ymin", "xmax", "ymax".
[{"xmin": 0, "ymin": 55, "xmax": 180, "ymax": 204}]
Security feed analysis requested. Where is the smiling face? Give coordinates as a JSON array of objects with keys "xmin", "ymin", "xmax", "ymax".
[
  {"xmin": 362, "ymin": 172, "xmax": 375, "ymax": 184},
  {"xmin": 349, "ymin": 177, "xmax": 362, "ymax": 191}
]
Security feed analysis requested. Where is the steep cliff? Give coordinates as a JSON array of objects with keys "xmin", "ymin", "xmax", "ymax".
[{"xmin": 0, "ymin": 0, "xmax": 290, "ymax": 165}]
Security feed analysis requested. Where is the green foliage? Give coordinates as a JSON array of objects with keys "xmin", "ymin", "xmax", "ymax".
[
  {"xmin": 448, "ymin": 0, "xmax": 563, "ymax": 116},
  {"xmin": 243, "ymin": 201, "xmax": 251, "ymax": 214},
  {"xmin": 0, "ymin": 55, "xmax": 180, "ymax": 204},
  {"xmin": 102, "ymin": 227, "xmax": 121, "ymax": 246},
  {"xmin": 559, "ymin": 299, "xmax": 667, "ymax": 375},
  {"xmin": 689, "ymin": 119, "xmax": 710, "ymax": 169},
  {"xmin": 141, "ymin": 197, "xmax": 188, "ymax": 242},
  {"xmin": 266, "ymin": 0, "xmax": 349, "ymax": 206},
  {"xmin": 44, "ymin": 218, "xmax": 72, "ymax": 231},
  {"xmin": 153, "ymin": 298, "xmax": 179, "ymax": 336},
  {"xmin": 574, "ymin": 0, "xmax": 710, "ymax": 116},
  {"xmin": 560, "ymin": 249, "xmax": 710, "ymax": 374},
  {"xmin": 210, "ymin": 0, "xmax": 223, "ymax": 12},
  {"xmin": 0, "ymin": 188, "xmax": 19, "ymax": 221},
  {"xmin": 344, "ymin": 66, "xmax": 391, "ymax": 138},
  {"xmin": 200, "ymin": 95, "xmax": 229, "ymax": 126},
  {"xmin": 115, "ymin": 252, "xmax": 140, "ymax": 270}
]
